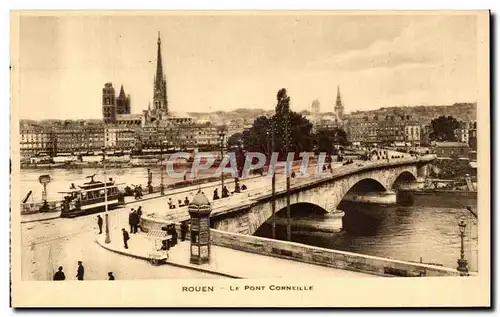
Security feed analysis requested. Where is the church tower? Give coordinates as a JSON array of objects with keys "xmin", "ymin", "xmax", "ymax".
[
  {"xmin": 102, "ymin": 82, "xmax": 116, "ymax": 124},
  {"xmin": 153, "ymin": 32, "xmax": 168, "ymax": 114},
  {"xmin": 334, "ymin": 85, "xmax": 344, "ymax": 121},
  {"xmin": 116, "ymin": 84, "xmax": 131, "ymax": 115}
]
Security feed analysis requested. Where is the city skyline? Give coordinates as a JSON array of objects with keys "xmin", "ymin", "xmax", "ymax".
[{"xmin": 17, "ymin": 13, "xmax": 478, "ymax": 120}]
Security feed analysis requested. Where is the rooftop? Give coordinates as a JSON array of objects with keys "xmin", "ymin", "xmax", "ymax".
[{"xmin": 190, "ymin": 191, "xmax": 210, "ymax": 207}]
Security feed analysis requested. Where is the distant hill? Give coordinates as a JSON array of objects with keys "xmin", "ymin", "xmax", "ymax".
[
  {"xmin": 20, "ymin": 103, "xmax": 477, "ymax": 126},
  {"xmin": 347, "ymin": 102, "xmax": 477, "ymax": 123}
]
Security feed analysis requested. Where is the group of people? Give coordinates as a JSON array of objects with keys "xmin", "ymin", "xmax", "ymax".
[
  {"xmin": 133, "ymin": 185, "xmax": 144, "ymax": 200},
  {"xmin": 121, "ymin": 207, "xmax": 144, "ymax": 249},
  {"xmin": 128, "ymin": 207, "xmax": 142, "ymax": 234},
  {"xmin": 168, "ymin": 197, "xmax": 190, "ymax": 209},
  {"xmin": 213, "ymin": 178, "xmax": 247, "ymax": 200},
  {"xmin": 158, "ymin": 224, "xmax": 179, "ymax": 251},
  {"xmin": 53, "ymin": 261, "xmax": 115, "ymax": 281}
]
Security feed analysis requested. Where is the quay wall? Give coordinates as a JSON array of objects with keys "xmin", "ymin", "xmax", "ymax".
[{"xmin": 210, "ymin": 229, "xmax": 466, "ymax": 277}]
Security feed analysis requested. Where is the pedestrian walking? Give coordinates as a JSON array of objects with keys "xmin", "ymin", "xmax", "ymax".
[
  {"xmin": 213, "ymin": 188, "xmax": 220, "ymax": 200},
  {"xmin": 128, "ymin": 209, "xmax": 135, "ymax": 233},
  {"xmin": 97, "ymin": 215, "xmax": 103, "ymax": 234},
  {"xmin": 108, "ymin": 272, "xmax": 115, "ymax": 280},
  {"xmin": 170, "ymin": 225, "xmax": 178, "ymax": 247},
  {"xmin": 53, "ymin": 266, "xmax": 65, "ymax": 281},
  {"xmin": 132, "ymin": 211, "xmax": 139, "ymax": 234},
  {"xmin": 168, "ymin": 198, "xmax": 174, "ymax": 209},
  {"xmin": 180, "ymin": 221, "xmax": 188, "ymax": 241},
  {"xmin": 76, "ymin": 261, "xmax": 84, "ymax": 281},
  {"xmin": 122, "ymin": 228, "xmax": 130, "ymax": 249},
  {"xmin": 184, "ymin": 197, "xmax": 190, "ymax": 206},
  {"xmin": 136, "ymin": 207, "xmax": 143, "ymax": 232}
]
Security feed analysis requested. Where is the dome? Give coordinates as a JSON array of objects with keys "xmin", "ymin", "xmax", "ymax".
[{"xmin": 190, "ymin": 191, "xmax": 210, "ymax": 207}]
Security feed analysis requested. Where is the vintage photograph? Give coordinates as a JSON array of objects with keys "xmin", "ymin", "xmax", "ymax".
[{"xmin": 10, "ymin": 11, "xmax": 490, "ymax": 307}]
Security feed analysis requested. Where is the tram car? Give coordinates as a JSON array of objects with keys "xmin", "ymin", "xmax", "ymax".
[{"xmin": 59, "ymin": 174, "xmax": 125, "ymax": 218}]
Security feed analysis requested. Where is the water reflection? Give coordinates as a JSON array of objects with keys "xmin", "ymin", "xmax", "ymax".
[{"xmin": 255, "ymin": 196, "xmax": 478, "ymax": 271}]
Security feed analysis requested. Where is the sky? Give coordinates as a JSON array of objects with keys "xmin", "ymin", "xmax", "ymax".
[{"xmin": 15, "ymin": 13, "xmax": 479, "ymax": 120}]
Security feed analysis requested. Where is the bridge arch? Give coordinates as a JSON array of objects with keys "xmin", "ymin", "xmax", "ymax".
[
  {"xmin": 345, "ymin": 178, "xmax": 388, "ymax": 194},
  {"xmin": 391, "ymin": 170, "xmax": 418, "ymax": 189},
  {"xmin": 211, "ymin": 160, "xmax": 428, "ymax": 235}
]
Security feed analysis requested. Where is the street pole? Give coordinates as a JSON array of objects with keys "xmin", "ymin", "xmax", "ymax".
[
  {"xmin": 285, "ymin": 109, "xmax": 291, "ymax": 241},
  {"xmin": 104, "ymin": 213, "xmax": 111, "ymax": 244},
  {"xmin": 160, "ymin": 126, "xmax": 165, "ymax": 195},
  {"xmin": 102, "ymin": 146, "xmax": 108, "ymax": 215},
  {"xmin": 103, "ymin": 128, "xmax": 110, "ymax": 244},
  {"xmin": 219, "ymin": 130, "xmax": 226, "ymax": 196},
  {"xmin": 271, "ymin": 125, "xmax": 276, "ymax": 240},
  {"xmin": 457, "ymin": 220, "xmax": 469, "ymax": 275}
]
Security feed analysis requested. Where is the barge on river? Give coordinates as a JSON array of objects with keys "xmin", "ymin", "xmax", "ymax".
[{"xmin": 59, "ymin": 174, "xmax": 125, "ymax": 218}]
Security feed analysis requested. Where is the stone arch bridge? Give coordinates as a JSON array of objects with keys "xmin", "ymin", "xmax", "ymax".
[{"xmin": 211, "ymin": 156, "xmax": 434, "ymax": 235}]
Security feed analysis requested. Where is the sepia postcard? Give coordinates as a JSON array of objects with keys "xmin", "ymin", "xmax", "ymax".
[{"xmin": 10, "ymin": 10, "xmax": 490, "ymax": 307}]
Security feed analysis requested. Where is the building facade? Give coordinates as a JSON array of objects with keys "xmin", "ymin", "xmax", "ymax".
[
  {"xmin": 454, "ymin": 121, "xmax": 470, "ymax": 144},
  {"xmin": 345, "ymin": 115, "xmax": 378, "ymax": 145},
  {"xmin": 20, "ymin": 122, "xmax": 55, "ymax": 157},
  {"xmin": 433, "ymin": 141, "xmax": 470, "ymax": 159},
  {"xmin": 404, "ymin": 124, "xmax": 421, "ymax": 145},
  {"xmin": 53, "ymin": 121, "xmax": 105, "ymax": 155},
  {"xmin": 468, "ymin": 120, "xmax": 477, "ymax": 150}
]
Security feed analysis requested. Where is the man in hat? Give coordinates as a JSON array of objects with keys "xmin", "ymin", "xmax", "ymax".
[
  {"xmin": 53, "ymin": 266, "xmax": 65, "ymax": 281},
  {"xmin": 128, "ymin": 209, "xmax": 135, "ymax": 233},
  {"xmin": 97, "ymin": 215, "xmax": 103, "ymax": 234},
  {"xmin": 180, "ymin": 221, "xmax": 189, "ymax": 242},
  {"xmin": 122, "ymin": 228, "xmax": 130, "ymax": 249},
  {"xmin": 76, "ymin": 261, "xmax": 84, "ymax": 281}
]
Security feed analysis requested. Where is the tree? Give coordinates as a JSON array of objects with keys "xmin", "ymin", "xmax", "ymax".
[
  {"xmin": 314, "ymin": 129, "xmax": 334, "ymax": 154},
  {"xmin": 241, "ymin": 89, "xmax": 314, "ymax": 160},
  {"xmin": 227, "ymin": 132, "xmax": 243, "ymax": 147},
  {"xmin": 313, "ymin": 127, "xmax": 349, "ymax": 155},
  {"xmin": 242, "ymin": 116, "xmax": 271, "ymax": 154},
  {"xmin": 429, "ymin": 115, "xmax": 460, "ymax": 141},
  {"xmin": 331, "ymin": 127, "xmax": 349, "ymax": 146}
]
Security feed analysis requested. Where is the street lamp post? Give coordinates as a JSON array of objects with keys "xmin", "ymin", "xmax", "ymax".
[
  {"xmin": 285, "ymin": 108, "xmax": 291, "ymax": 242},
  {"xmin": 159, "ymin": 125, "xmax": 165, "ymax": 195},
  {"xmin": 267, "ymin": 125, "xmax": 277, "ymax": 240},
  {"xmin": 101, "ymin": 145, "xmax": 108, "ymax": 215},
  {"xmin": 102, "ymin": 133, "xmax": 111, "ymax": 243},
  {"xmin": 105, "ymin": 213, "xmax": 111, "ymax": 244},
  {"xmin": 218, "ymin": 128, "xmax": 226, "ymax": 196},
  {"xmin": 457, "ymin": 220, "xmax": 469, "ymax": 275}
]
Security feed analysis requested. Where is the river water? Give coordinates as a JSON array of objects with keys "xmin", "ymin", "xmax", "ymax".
[
  {"xmin": 254, "ymin": 194, "xmax": 478, "ymax": 272},
  {"xmin": 19, "ymin": 166, "xmax": 218, "ymax": 202},
  {"xmin": 20, "ymin": 167, "xmax": 479, "ymax": 272}
]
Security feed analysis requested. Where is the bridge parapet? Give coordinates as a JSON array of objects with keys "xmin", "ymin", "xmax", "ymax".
[{"xmin": 211, "ymin": 229, "xmax": 471, "ymax": 277}]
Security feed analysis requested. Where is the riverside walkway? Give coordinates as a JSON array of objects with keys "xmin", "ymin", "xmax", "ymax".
[{"xmin": 95, "ymin": 229, "xmax": 374, "ymax": 278}]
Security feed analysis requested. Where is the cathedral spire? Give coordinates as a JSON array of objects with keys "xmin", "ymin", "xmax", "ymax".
[
  {"xmin": 119, "ymin": 84, "xmax": 126, "ymax": 99},
  {"xmin": 155, "ymin": 31, "xmax": 163, "ymax": 89},
  {"xmin": 152, "ymin": 32, "xmax": 168, "ymax": 114},
  {"xmin": 335, "ymin": 85, "xmax": 344, "ymax": 121}
]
